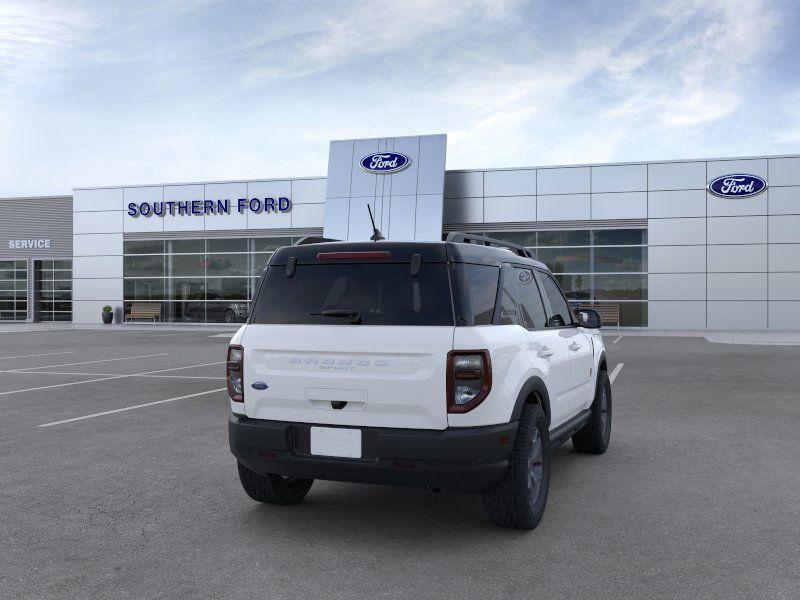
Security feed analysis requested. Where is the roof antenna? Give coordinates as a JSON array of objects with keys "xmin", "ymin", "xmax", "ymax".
[{"xmin": 367, "ymin": 204, "xmax": 385, "ymax": 241}]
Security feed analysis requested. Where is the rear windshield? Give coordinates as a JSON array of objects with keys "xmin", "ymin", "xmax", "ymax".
[{"xmin": 250, "ymin": 263, "xmax": 454, "ymax": 326}]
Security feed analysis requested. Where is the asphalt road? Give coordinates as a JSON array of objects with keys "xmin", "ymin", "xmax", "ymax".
[{"xmin": 1, "ymin": 328, "xmax": 798, "ymax": 599}]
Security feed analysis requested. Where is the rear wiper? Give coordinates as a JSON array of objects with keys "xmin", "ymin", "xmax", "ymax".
[{"xmin": 310, "ymin": 309, "xmax": 362, "ymax": 324}]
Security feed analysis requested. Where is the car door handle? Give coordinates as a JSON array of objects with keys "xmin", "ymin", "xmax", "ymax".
[
  {"xmin": 537, "ymin": 347, "xmax": 554, "ymax": 358},
  {"xmin": 569, "ymin": 342, "xmax": 582, "ymax": 351}
]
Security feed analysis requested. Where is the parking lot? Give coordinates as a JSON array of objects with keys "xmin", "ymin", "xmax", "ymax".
[{"xmin": 1, "ymin": 327, "xmax": 798, "ymax": 599}]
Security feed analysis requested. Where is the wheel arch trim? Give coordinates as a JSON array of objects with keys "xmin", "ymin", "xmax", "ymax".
[{"xmin": 510, "ymin": 376, "xmax": 552, "ymax": 424}]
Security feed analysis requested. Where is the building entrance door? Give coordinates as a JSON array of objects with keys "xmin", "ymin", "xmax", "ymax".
[{"xmin": 33, "ymin": 260, "xmax": 73, "ymax": 322}]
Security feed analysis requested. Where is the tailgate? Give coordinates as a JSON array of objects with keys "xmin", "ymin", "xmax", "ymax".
[{"xmin": 242, "ymin": 324, "xmax": 454, "ymax": 429}]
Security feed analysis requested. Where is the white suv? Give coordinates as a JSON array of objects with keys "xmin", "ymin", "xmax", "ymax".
[{"xmin": 228, "ymin": 233, "xmax": 612, "ymax": 529}]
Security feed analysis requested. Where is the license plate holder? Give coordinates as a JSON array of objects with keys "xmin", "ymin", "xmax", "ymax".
[{"xmin": 310, "ymin": 426, "xmax": 362, "ymax": 459}]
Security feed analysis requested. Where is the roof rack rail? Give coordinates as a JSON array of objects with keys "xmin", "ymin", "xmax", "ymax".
[
  {"xmin": 445, "ymin": 232, "xmax": 535, "ymax": 259},
  {"xmin": 293, "ymin": 236, "xmax": 340, "ymax": 246}
]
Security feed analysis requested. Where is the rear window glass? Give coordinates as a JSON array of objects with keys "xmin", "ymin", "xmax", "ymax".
[{"xmin": 251, "ymin": 263, "xmax": 454, "ymax": 326}]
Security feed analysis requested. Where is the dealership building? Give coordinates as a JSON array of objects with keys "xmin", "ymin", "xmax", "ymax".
[{"xmin": 1, "ymin": 133, "xmax": 799, "ymax": 330}]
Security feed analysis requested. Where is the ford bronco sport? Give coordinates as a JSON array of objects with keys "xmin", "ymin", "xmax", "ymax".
[{"xmin": 228, "ymin": 233, "xmax": 611, "ymax": 530}]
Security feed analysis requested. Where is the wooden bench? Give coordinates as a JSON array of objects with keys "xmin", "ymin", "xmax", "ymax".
[
  {"xmin": 578, "ymin": 303, "xmax": 621, "ymax": 330},
  {"xmin": 125, "ymin": 302, "xmax": 162, "ymax": 323}
]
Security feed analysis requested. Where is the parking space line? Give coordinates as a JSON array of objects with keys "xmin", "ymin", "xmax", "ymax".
[
  {"xmin": 609, "ymin": 362, "xmax": 624, "ymax": 383},
  {"xmin": 5, "ymin": 370, "xmax": 223, "ymax": 380},
  {"xmin": 0, "ymin": 353, "xmax": 170, "ymax": 373},
  {"xmin": 611, "ymin": 336, "xmax": 623, "ymax": 344},
  {"xmin": 37, "ymin": 388, "xmax": 227, "ymax": 427},
  {"xmin": 0, "ymin": 361, "xmax": 223, "ymax": 397},
  {"xmin": 0, "ymin": 351, "xmax": 77, "ymax": 360}
]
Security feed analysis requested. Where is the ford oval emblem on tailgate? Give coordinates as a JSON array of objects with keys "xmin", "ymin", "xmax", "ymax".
[{"xmin": 251, "ymin": 381, "xmax": 268, "ymax": 390}]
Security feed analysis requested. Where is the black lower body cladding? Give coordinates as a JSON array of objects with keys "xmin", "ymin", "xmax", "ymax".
[{"xmin": 229, "ymin": 414, "xmax": 518, "ymax": 493}]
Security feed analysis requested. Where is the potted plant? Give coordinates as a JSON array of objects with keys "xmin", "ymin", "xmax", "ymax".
[{"xmin": 102, "ymin": 305, "xmax": 113, "ymax": 325}]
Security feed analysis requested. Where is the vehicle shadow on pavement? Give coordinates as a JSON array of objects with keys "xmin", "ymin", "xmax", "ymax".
[{"xmin": 232, "ymin": 446, "xmax": 593, "ymax": 540}]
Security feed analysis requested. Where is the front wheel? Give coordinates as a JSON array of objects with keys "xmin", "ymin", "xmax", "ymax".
[
  {"xmin": 482, "ymin": 404, "xmax": 551, "ymax": 530},
  {"xmin": 572, "ymin": 370, "xmax": 612, "ymax": 454},
  {"xmin": 237, "ymin": 462, "xmax": 314, "ymax": 505}
]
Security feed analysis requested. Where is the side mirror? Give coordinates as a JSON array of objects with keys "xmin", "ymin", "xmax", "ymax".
[{"xmin": 577, "ymin": 308, "xmax": 602, "ymax": 329}]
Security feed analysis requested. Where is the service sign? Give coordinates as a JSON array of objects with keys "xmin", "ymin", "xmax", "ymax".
[
  {"xmin": 707, "ymin": 174, "xmax": 767, "ymax": 198},
  {"xmin": 360, "ymin": 152, "xmax": 411, "ymax": 174},
  {"xmin": 8, "ymin": 239, "xmax": 51, "ymax": 249}
]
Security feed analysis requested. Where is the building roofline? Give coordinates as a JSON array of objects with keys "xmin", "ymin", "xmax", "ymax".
[
  {"xmin": 72, "ymin": 175, "xmax": 326, "ymax": 192},
  {"xmin": 445, "ymin": 152, "xmax": 800, "ymax": 174},
  {"xmin": 0, "ymin": 195, "xmax": 72, "ymax": 201},
  {"xmin": 59, "ymin": 151, "xmax": 800, "ymax": 192}
]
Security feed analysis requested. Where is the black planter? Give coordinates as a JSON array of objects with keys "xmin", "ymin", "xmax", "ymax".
[{"xmin": 102, "ymin": 312, "xmax": 113, "ymax": 325}]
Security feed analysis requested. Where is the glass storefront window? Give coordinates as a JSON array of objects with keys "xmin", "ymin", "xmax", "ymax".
[
  {"xmin": 124, "ymin": 255, "xmax": 165, "ymax": 277},
  {"xmin": 124, "ymin": 278, "xmax": 165, "ymax": 300},
  {"xmin": 466, "ymin": 227, "xmax": 647, "ymax": 326},
  {"xmin": 593, "ymin": 247, "xmax": 646, "ymax": 273},
  {"xmin": 123, "ymin": 236, "xmax": 295, "ymax": 324},
  {"xmin": 124, "ymin": 240, "xmax": 165, "ymax": 254},
  {"xmin": 170, "ymin": 278, "xmax": 205, "ymax": 301},
  {"xmin": 206, "ymin": 277, "xmax": 249, "ymax": 300},
  {"xmin": 593, "ymin": 274, "xmax": 647, "ymax": 300},
  {"xmin": 537, "ymin": 230, "xmax": 590, "ymax": 247},
  {"xmin": 208, "ymin": 238, "xmax": 247, "ymax": 253},
  {"xmin": 481, "ymin": 231, "xmax": 538, "ymax": 247},
  {"xmin": 253, "ymin": 237, "xmax": 292, "ymax": 252},
  {"xmin": 537, "ymin": 248, "xmax": 590, "ymax": 273},
  {"xmin": 169, "ymin": 254, "xmax": 204, "ymax": 277},
  {"xmin": 169, "ymin": 239, "xmax": 204, "ymax": 254},
  {"xmin": 594, "ymin": 229, "xmax": 647, "ymax": 245},
  {"xmin": 554, "ymin": 274, "xmax": 591, "ymax": 301},
  {"xmin": 206, "ymin": 254, "xmax": 247, "ymax": 276}
]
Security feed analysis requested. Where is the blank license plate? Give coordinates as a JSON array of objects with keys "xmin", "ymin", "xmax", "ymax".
[{"xmin": 310, "ymin": 427, "xmax": 362, "ymax": 459}]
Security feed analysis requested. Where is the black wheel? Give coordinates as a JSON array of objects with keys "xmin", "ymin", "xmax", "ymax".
[
  {"xmin": 572, "ymin": 370, "xmax": 612, "ymax": 454},
  {"xmin": 237, "ymin": 462, "xmax": 314, "ymax": 505},
  {"xmin": 224, "ymin": 309, "xmax": 235, "ymax": 324},
  {"xmin": 482, "ymin": 404, "xmax": 551, "ymax": 530}
]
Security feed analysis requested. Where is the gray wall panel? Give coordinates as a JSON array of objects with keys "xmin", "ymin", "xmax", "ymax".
[
  {"xmin": 769, "ymin": 157, "xmax": 800, "ymax": 187},
  {"xmin": 0, "ymin": 196, "xmax": 73, "ymax": 259},
  {"xmin": 647, "ymin": 161, "xmax": 706, "ymax": 191},
  {"xmin": 591, "ymin": 164, "xmax": 646, "ymax": 193}
]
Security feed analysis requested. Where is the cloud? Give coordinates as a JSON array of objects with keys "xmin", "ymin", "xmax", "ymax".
[
  {"xmin": 240, "ymin": 0, "xmax": 520, "ymax": 85},
  {"xmin": 0, "ymin": 1, "xmax": 90, "ymax": 99},
  {"xmin": 445, "ymin": 0, "xmax": 785, "ymax": 167}
]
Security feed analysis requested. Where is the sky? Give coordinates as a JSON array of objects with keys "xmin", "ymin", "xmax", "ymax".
[{"xmin": 0, "ymin": 0, "xmax": 799, "ymax": 197}]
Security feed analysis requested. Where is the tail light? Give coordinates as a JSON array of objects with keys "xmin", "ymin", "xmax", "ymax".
[
  {"xmin": 447, "ymin": 350, "xmax": 491, "ymax": 413},
  {"xmin": 227, "ymin": 345, "xmax": 244, "ymax": 402}
]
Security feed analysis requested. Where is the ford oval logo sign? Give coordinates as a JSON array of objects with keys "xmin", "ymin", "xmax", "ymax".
[
  {"xmin": 360, "ymin": 152, "xmax": 411, "ymax": 174},
  {"xmin": 707, "ymin": 174, "xmax": 767, "ymax": 198}
]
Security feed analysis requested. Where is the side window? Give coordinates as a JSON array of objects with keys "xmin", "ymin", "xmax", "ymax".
[
  {"xmin": 539, "ymin": 272, "xmax": 573, "ymax": 327},
  {"xmin": 496, "ymin": 266, "xmax": 519, "ymax": 326},
  {"xmin": 514, "ymin": 268, "xmax": 547, "ymax": 329},
  {"xmin": 465, "ymin": 264, "xmax": 499, "ymax": 325}
]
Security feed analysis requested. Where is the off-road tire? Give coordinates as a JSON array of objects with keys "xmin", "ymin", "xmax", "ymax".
[
  {"xmin": 237, "ymin": 462, "xmax": 314, "ymax": 505},
  {"xmin": 572, "ymin": 370, "xmax": 612, "ymax": 454},
  {"xmin": 224, "ymin": 309, "xmax": 235, "ymax": 324},
  {"xmin": 482, "ymin": 404, "xmax": 550, "ymax": 530}
]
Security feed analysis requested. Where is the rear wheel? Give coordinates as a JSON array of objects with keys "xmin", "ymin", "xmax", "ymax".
[
  {"xmin": 482, "ymin": 404, "xmax": 550, "ymax": 530},
  {"xmin": 224, "ymin": 309, "xmax": 235, "ymax": 323},
  {"xmin": 572, "ymin": 370, "xmax": 612, "ymax": 454},
  {"xmin": 237, "ymin": 462, "xmax": 314, "ymax": 505}
]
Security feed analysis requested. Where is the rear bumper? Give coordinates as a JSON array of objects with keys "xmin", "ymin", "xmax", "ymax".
[{"xmin": 229, "ymin": 414, "xmax": 517, "ymax": 493}]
